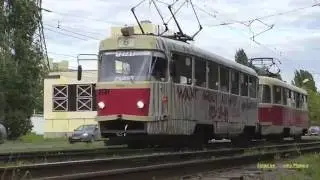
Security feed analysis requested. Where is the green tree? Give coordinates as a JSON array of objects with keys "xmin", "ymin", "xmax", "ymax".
[
  {"xmin": 0, "ymin": 0, "xmax": 47, "ymax": 139},
  {"xmin": 292, "ymin": 69, "xmax": 320, "ymax": 125},
  {"xmin": 292, "ymin": 70, "xmax": 317, "ymax": 92},
  {"xmin": 307, "ymin": 90, "xmax": 320, "ymax": 125},
  {"xmin": 235, "ymin": 49, "xmax": 249, "ymax": 66}
]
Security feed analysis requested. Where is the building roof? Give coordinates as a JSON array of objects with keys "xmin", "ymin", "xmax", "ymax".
[{"xmin": 45, "ymin": 70, "xmax": 97, "ymax": 84}]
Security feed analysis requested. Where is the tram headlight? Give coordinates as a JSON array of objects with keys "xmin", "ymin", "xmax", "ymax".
[
  {"xmin": 137, "ymin": 101, "xmax": 144, "ymax": 109},
  {"xmin": 98, "ymin": 101, "xmax": 105, "ymax": 109}
]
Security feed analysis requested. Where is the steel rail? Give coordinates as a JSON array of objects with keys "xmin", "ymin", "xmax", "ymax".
[
  {"xmin": 0, "ymin": 139, "xmax": 317, "ymax": 164},
  {"xmin": 0, "ymin": 141, "xmax": 319, "ymax": 180},
  {"xmin": 43, "ymin": 145, "xmax": 320, "ymax": 180}
]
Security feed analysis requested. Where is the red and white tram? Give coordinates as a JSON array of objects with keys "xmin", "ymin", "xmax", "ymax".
[
  {"xmin": 77, "ymin": 26, "xmax": 309, "ymax": 147},
  {"xmin": 258, "ymin": 76, "xmax": 309, "ymax": 140},
  {"xmin": 78, "ymin": 26, "xmax": 259, "ymax": 147}
]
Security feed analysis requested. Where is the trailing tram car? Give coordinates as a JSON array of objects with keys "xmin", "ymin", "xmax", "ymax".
[
  {"xmin": 77, "ymin": 26, "xmax": 260, "ymax": 147},
  {"xmin": 257, "ymin": 76, "xmax": 309, "ymax": 140}
]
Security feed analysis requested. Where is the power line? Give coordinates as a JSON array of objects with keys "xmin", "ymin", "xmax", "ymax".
[
  {"xmin": 206, "ymin": 2, "xmax": 320, "ymax": 27},
  {"xmin": 47, "ymin": 52, "xmax": 77, "ymax": 58},
  {"xmin": 44, "ymin": 24, "xmax": 100, "ymax": 40},
  {"xmin": 44, "ymin": 27, "xmax": 90, "ymax": 41},
  {"xmin": 195, "ymin": 4, "xmax": 304, "ymax": 71},
  {"xmin": 46, "ymin": 22, "xmax": 106, "ymax": 37},
  {"xmin": 40, "ymin": 7, "xmax": 124, "ymax": 25}
]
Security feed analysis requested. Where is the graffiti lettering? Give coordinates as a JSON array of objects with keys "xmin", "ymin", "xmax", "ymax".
[
  {"xmin": 208, "ymin": 105, "xmax": 217, "ymax": 120},
  {"xmin": 175, "ymin": 86, "xmax": 256, "ymax": 122},
  {"xmin": 202, "ymin": 91, "xmax": 217, "ymax": 103},
  {"xmin": 229, "ymin": 96, "xmax": 240, "ymax": 118},
  {"xmin": 176, "ymin": 86, "xmax": 198, "ymax": 101}
]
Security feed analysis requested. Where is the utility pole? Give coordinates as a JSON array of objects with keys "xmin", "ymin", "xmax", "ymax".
[{"xmin": 36, "ymin": 0, "xmax": 50, "ymax": 71}]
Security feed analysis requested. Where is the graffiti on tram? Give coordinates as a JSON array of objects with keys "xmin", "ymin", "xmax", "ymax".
[{"xmin": 176, "ymin": 85, "xmax": 256, "ymax": 121}]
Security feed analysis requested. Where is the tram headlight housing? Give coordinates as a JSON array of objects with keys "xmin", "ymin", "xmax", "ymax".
[
  {"xmin": 137, "ymin": 101, "xmax": 144, "ymax": 109},
  {"xmin": 98, "ymin": 101, "xmax": 105, "ymax": 109}
]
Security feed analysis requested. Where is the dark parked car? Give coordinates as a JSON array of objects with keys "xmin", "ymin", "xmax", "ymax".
[{"xmin": 68, "ymin": 124, "xmax": 100, "ymax": 143}]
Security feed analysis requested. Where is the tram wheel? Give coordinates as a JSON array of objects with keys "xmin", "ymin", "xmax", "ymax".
[
  {"xmin": 231, "ymin": 134, "xmax": 250, "ymax": 148},
  {"xmin": 293, "ymin": 134, "xmax": 302, "ymax": 141}
]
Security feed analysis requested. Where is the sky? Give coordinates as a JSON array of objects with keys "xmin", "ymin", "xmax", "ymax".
[{"xmin": 42, "ymin": 0, "xmax": 320, "ymax": 87}]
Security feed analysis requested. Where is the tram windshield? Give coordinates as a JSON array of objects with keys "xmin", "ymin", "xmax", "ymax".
[{"xmin": 99, "ymin": 50, "xmax": 167, "ymax": 82}]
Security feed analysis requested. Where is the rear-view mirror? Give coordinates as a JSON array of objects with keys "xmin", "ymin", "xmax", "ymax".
[{"xmin": 77, "ymin": 65, "xmax": 82, "ymax": 81}]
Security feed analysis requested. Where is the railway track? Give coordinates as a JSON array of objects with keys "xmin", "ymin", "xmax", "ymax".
[
  {"xmin": 0, "ymin": 141, "xmax": 319, "ymax": 180},
  {"xmin": 0, "ymin": 138, "xmax": 316, "ymax": 165}
]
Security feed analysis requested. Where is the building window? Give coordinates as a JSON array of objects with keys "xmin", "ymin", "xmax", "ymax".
[
  {"xmin": 52, "ymin": 84, "xmax": 96, "ymax": 112},
  {"xmin": 52, "ymin": 85, "xmax": 68, "ymax": 111},
  {"xmin": 77, "ymin": 84, "xmax": 93, "ymax": 111}
]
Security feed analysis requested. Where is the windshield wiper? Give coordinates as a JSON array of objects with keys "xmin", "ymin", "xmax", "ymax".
[{"xmin": 129, "ymin": 75, "xmax": 135, "ymax": 84}]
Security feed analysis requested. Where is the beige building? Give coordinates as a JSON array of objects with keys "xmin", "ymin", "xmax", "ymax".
[{"xmin": 44, "ymin": 70, "xmax": 98, "ymax": 138}]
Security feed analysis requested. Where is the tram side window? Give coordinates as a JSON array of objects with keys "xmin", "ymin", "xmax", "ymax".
[
  {"xmin": 304, "ymin": 95, "xmax": 308, "ymax": 109},
  {"xmin": 220, "ymin": 66, "xmax": 229, "ymax": 92},
  {"xmin": 240, "ymin": 73, "xmax": 248, "ymax": 96},
  {"xmin": 258, "ymin": 85, "xmax": 263, "ymax": 101},
  {"xmin": 172, "ymin": 53, "xmax": 192, "ymax": 85},
  {"xmin": 262, "ymin": 85, "xmax": 271, "ymax": 103},
  {"xmin": 208, "ymin": 61, "xmax": 219, "ymax": 90},
  {"xmin": 294, "ymin": 92, "xmax": 298, "ymax": 108},
  {"xmin": 151, "ymin": 56, "xmax": 167, "ymax": 81},
  {"xmin": 249, "ymin": 76, "xmax": 257, "ymax": 98},
  {"xmin": 282, "ymin": 88, "xmax": 288, "ymax": 105},
  {"xmin": 288, "ymin": 89, "xmax": 292, "ymax": 98},
  {"xmin": 231, "ymin": 70, "xmax": 239, "ymax": 95},
  {"xmin": 194, "ymin": 57, "xmax": 206, "ymax": 87},
  {"xmin": 273, "ymin": 86, "xmax": 282, "ymax": 104},
  {"xmin": 295, "ymin": 93, "xmax": 303, "ymax": 109},
  {"xmin": 305, "ymin": 95, "xmax": 308, "ymax": 104}
]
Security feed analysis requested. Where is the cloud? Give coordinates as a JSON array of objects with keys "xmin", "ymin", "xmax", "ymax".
[{"xmin": 42, "ymin": 0, "xmax": 320, "ymax": 87}]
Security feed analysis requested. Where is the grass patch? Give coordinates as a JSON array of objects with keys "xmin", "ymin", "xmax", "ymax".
[
  {"xmin": 276, "ymin": 153, "xmax": 320, "ymax": 180},
  {"xmin": 0, "ymin": 132, "xmax": 104, "ymax": 154},
  {"xmin": 19, "ymin": 132, "xmax": 66, "ymax": 143}
]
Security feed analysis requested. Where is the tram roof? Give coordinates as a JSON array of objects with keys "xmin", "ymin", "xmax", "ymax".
[
  {"xmin": 259, "ymin": 76, "xmax": 308, "ymax": 95},
  {"xmin": 99, "ymin": 34, "xmax": 258, "ymax": 76},
  {"xmin": 158, "ymin": 36, "xmax": 258, "ymax": 76}
]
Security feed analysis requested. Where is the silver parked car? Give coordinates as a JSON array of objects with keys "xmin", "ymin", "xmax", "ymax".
[
  {"xmin": 68, "ymin": 124, "xmax": 100, "ymax": 143},
  {"xmin": 308, "ymin": 126, "xmax": 320, "ymax": 136}
]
